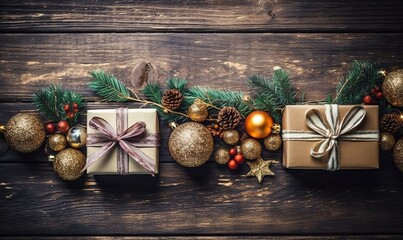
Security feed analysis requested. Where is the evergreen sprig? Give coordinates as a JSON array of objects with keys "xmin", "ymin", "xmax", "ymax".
[
  {"xmin": 333, "ymin": 61, "xmax": 382, "ymax": 104},
  {"xmin": 166, "ymin": 77, "xmax": 188, "ymax": 94},
  {"xmin": 88, "ymin": 70, "xmax": 130, "ymax": 102}
]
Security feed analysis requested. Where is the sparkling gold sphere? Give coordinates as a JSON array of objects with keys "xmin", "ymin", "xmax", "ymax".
[
  {"xmin": 393, "ymin": 138, "xmax": 403, "ymax": 172},
  {"xmin": 245, "ymin": 111, "xmax": 273, "ymax": 139},
  {"xmin": 214, "ymin": 148, "xmax": 231, "ymax": 165},
  {"xmin": 222, "ymin": 129, "xmax": 240, "ymax": 145},
  {"xmin": 168, "ymin": 122, "xmax": 214, "ymax": 167},
  {"xmin": 53, "ymin": 148, "xmax": 86, "ymax": 181},
  {"xmin": 379, "ymin": 132, "xmax": 395, "ymax": 151},
  {"xmin": 66, "ymin": 126, "xmax": 87, "ymax": 148},
  {"xmin": 241, "ymin": 138, "xmax": 262, "ymax": 160},
  {"xmin": 3, "ymin": 113, "xmax": 46, "ymax": 153},
  {"xmin": 48, "ymin": 133, "xmax": 67, "ymax": 152},
  {"xmin": 383, "ymin": 69, "xmax": 403, "ymax": 107},
  {"xmin": 188, "ymin": 99, "xmax": 209, "ymax": 122},
  {"xmin": 264, "ymin": 134, "xmax": 282, "ymax": 151}
]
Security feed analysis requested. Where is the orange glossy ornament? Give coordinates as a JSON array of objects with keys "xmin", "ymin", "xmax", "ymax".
[{"xmin": 245, "ymin": 111, "xmax": 273, "ymax": 139}]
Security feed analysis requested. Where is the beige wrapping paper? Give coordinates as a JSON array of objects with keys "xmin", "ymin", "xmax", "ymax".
[
  {"xmin": 282, "ymin": 105, "xmax": 379, "ymax": 169},
  {"xmin": 86, "ymin": 109, "xmax": 159, "ymax": 175}
]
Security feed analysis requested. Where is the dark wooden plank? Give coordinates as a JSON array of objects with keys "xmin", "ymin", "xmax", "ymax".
[
  {"xmin": 0, "ymin": 1, "xmax": 403, "ymax": 32},
  {"xmin": 0, "ymin": 160, "xmax": 402, "ymax": 236},
  {"xmin": 0, "ymin": 33, "xmax": 402, "ymax": 102},
  {"xmin": 2, "ymin": 236, "xmax": 403, "ymax": 239}
]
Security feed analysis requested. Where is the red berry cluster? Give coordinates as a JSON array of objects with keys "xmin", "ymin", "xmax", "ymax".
[
  {"xmin": 228, "ymin": 147, "xmax": 244, "ymax": 170},
  {"xmin": 363, "ymin": 85, "xmax": 383, "ymax": 105},
  {"xmin": 46, "ymin": 120, "xmax": 70, "ymax": 134},
  {"xmin": 64, "ymin": 102, "xmax": 79, "ymax": 119}
]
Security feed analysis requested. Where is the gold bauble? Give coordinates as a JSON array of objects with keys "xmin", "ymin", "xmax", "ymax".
[
  {"xmin": 264, "ymin": 134, "xmax": 282, "ymax": 151},
  {"xmin": 245, "ymin": 111, "xmax": 273, "ymax": 139},
  {"xmin": 188, "ymin": 99, "xmax": 209, "ymax": 122},
  {"xmin": 66, "ymin": 126, "xmax": 87, "ymax": 148},
  {"xmin": 383, "ymin": 69, "xmax": 403, "ymax": 107},
  {"xmin": 53, "ymin": 148, "xmax": 86, "ymax": 181},
  {"xmin": 168, "ymin": 122, "xmax": 214, "ymax": 167},
  {"xmin": 241, "ymin": 138, "xmax": 262, "ymax": 160},
  {"xmin": 48, "ymin": 133, "xmax": 67, "ymax": 152},
  {"xmin": 222, "ymin": 129, "xmax": 240, "ymax": 145},
  {"xmin": 2, "ymin": 113, "xmax": 46, "ymax": 153},
  {"xmin": 393, "ymin": 138, "xmax": 403, "ymax": 172},
  {"xmin": 214, "ymin": 148, "xmax": 231, "ymax": 164},
  {"xmin": 379, "ymin": 132, "xmax": 395, "ymax": 151}
]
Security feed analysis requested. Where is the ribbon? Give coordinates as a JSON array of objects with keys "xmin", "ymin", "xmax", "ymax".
[
  {"xmin": 282, "ymin": 105, "xmax": 378, "ymax": 171},
  {"xmin": 82, "ymin": 108, "xmax": 159, "ymax": 175}
]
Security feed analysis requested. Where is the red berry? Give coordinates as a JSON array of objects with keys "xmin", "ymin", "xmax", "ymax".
[
  {"xmin": 376, "ymin": 92, "xmax": 383, "ymax": 99},
  {"xmin": 228, "ymin": 148, "xmax": 237, "ymax": 156},
  {"xmin": 234, "ymin": 154, "xmax": 244, "ymax": 164},
  {"xmin": 228, "ymin": 160, "xmax": 238, "ymax": 170},
  {"xmin": 363, "ymin": 95, "xmax": 373, "ymax": 105},
  {"xmin": 57, "ymin": 120, "xmax": 69, "ymax": 133},
  {"xmin": 73, "ymin": 103, "xmax": 79, "ymax": 109},
  {"xmin": 73, "ymin": 108, "xmax": 79, "ymax": 113},
  {"xmin": 63, "ymin": 104, "xmax": 70, "ymax": 112},
  {"xmin": 374, "ymin": 85, "xmax": 380, "ymax": 92},
  {"xmin": 371, "ymin": 88, "xmax": 377, "ymax": 94},
  {"xmin": 45, "ymin": 123, "xmax": 55, "ymax": 133},
  {"xmin": 67, "ymin": 112, "xmax": 74, "ymax": 119}
]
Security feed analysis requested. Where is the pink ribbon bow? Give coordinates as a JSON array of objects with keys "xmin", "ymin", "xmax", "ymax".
[{"xmin": 82, "ymin": 108, "xmax": 159, "ymax": 175}]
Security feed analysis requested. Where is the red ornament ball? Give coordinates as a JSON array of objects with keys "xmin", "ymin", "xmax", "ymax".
[
  {"xmin": 234, "ymin": 154, "xmax": 244, "ymax": 164},
  {"xmin": 67, "ymin": 112, "xmax": 74, "ymax": 119},
  {"xmin": 228, "ymin": 147, "xmax": 237, "ymax": 156},
  {"xmin": 73, "ymin": 103, "xmax": 79, "ymax": 109},
  {"xmin": 376, "ymin": 92, "xmax": 383, "ymax": 99},
  {"xmin": 228, "ymin": 159, "xmax": 238, "ymax": 170},
  {"xmin": 363, "ymin": 95, "xmax": 373, "ymax": 105},
  {"xmin": 46, "ymin": 123, "xmax": 56, "ymax": 133},
  {"xmin": 63, "ymin": 104, "xmax": 70, "ymax": 112},
  {"xmin": 57, "ymin": 120, "xmax": 70, "ymax": 133}
]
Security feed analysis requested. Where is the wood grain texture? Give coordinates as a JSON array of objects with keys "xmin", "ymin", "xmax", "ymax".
[
  {"xmin": 0, "ymin": 33, "xmax": 402, "ymax": 102},
  {"xmin": 0, "ymin": 0, "xmax": 402, "ymax": 32},
  {"xmin": 0, "ymin": 161, "xmax": 402, "ymax": 236},
  {"xmin": 1, "ymin": 237, "xmax": 403, "ymax": 240}
]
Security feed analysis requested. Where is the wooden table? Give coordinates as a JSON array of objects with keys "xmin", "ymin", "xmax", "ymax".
[{"xmin": 1, "ymin": 1, "xmax": 403, "ymax": 238}]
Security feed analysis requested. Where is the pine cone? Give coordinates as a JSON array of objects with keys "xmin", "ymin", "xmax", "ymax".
[
  {"xmin": 217, "ymin": 107, "xmax": 241, "ymax": 130},
  {"xmin": 380, "ymin": 113, "xmax": 402, "ymax": 134},
  {"xmin": 162, "ymin": 89, "xmax": 183, "ymax": 110}
]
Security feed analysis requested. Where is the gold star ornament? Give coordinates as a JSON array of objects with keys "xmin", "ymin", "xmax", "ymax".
[{"xmin": 246, "ymin": 156, "xmax": 277, "ymax": 183}]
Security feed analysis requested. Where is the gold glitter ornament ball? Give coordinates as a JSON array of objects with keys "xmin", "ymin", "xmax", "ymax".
[
  {"xmin": 383, "ymin": 69, "xmax": 403, "ymax": 107},
  {"xmin": 379, "ymin": 132, "xmax": 395, "ymax": 151},
  {"xmin": 222, "ymin": 129, "xmax": 240, "ymax": 145},
  {"xmin": 66, "ymin": 126, "xmax": 87, "ymax": 148},
  {"xmin": 48, "ymin": 133, "xmax": 67, "ymax": 152},
  {"xmin": 214, "ymin": 148, "xmax": 231, "ymax": 164},
  {"xmin": 188, "ymin": 99, "xmax": 209, "ymax": 122},
  {"xmin": 53, "ymin": 148, "xmax": 86, "ymax": 181},
  {"xmin": 168, "ymin": 122, "xmax": 214, "ymax": 167},
  {"xmin": 2, "ymin": 113, "xmax": 46, "ymax": 153},
  {"xmin": 241, "ymin": 138, "xmax": 262, "ymax": 160},
  {"xmin": 264, "ymin": 134, "xmax": 282, "ymax": 151},
  {"xmin": 393, "ymin": 138, "xmax": 403, "ymax": 172}
]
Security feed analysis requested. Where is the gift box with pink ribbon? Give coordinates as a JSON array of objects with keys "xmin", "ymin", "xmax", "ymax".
[
  {"xmin": 84, "ymin": 108, "xmax": 159, "ymax": 175},
  {"xmin": 282, "ymin": 104, "xmax": 379, "ymax": 170}
]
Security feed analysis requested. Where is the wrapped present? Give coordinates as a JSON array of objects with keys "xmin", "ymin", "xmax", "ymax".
[
  {"xmin": 84, "ymin": 108, "xmax": 159, "ymax": 175},
  {"xmin": 282, "ymin": 104, "xmax": 379, "ymax": 170}
]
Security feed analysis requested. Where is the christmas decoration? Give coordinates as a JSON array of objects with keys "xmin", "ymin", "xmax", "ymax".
[
  {"xmin": 234, "ymin": 154, "xmax": 244, "ymax": 165},
  {"xmin": 57, "ymin": 120, "xmax": 69, "ymax": 133},
  {"xmin": 241, "ymin": 138, "xmax": 262, "ymax": 160},
  {"xmin": 245, "ymin": 156, "xmax": 276, "ymax": 183},
  {"xmin": 48, "ymin": 133, "xmax": 67, "ymax": 152},
  {"xmin": 66, "ymin": 126, "xmax": 87, "ymax": 148},
  {"xmin": 168, "ymin": 122, "xmax": 214, "ymax": 167},
  {"xmin": 46, "ymin": 123, "xmax": 56, "ymax": 133},
  {"xmin": 379, "ymin": 132, "xmax": 395, "ymax": 151},
  {"xmin": 222, "ymin": 129, "xmax": 240, "ymax": 145},
  {"xmin": 228, "ymin": 147, "xmax": 237, "ymax": 157},
  {"xmin": 245, "ymin": 111, "xmax": 273, "ymax": 139},
  {"xmin": 271, "ymin": 123, "xmax": 281, "ymax": 134},
  {"xmin": 264, "ymin": 134, "xmax": 282, "ymax": 151},
  {"xmin": 228, "ymin": 159, "xmax": 238, "ymax": 170},
  {"xmin": 0, "ymin": 113, "xmax": 46, "ymax": 153},
  {"xmin": 188, "ymin": 99, "xmax": 209, "ymax": 122},
  {"xmin": 162, "ymin": 89, "xmax": 183, "ymax": 110},
  {"xmin": 214, "ymin": 148, "xmax": 230, "ymax": 165},
  {"xmin": 206, "ymin": 123, "xmax": 223, "ymax": 137},
  {"xmin": 383, "ymin": 69, "xmax": 403, "ymax": 107},
  {"xmin": 380, "ymin": 113, "xmax": 402, "ymax": 134},
  {"xmin": 217, "ymin": 107, "xmax": 241, "ymax": 130},
  {"xmin": 53, "ymin": 148, "xmax": 86, "ymax": 181},
  {"xmin": 393, "ymin": 138, "xmax": 403, "ymax": 172}
]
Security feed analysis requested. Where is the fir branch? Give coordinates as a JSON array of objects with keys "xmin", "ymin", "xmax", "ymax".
[
  {"xmin": 333, "ymin": 61, "xmax": 382, "ymax": 104},
  {"xmin": 141, "ymin": 82, "xmax": 163, "ymax": 104},
  {"xmin": 166, "ymin": 77, "xmax": 188, "ymax": 94},
  {"xmin": 62, "ymin": 90, "xmax": 85, "ymax": 126},
  {"xmin": 33, "ymin": 84, "xmax": 65, "ymax": 122},
  {"xmin": 88, "ymin": 70, "xmax": 130, "ymax": 102},
  {"xmin": 253, "ymin": 94, "xmax": 281, "ymax": 123}
]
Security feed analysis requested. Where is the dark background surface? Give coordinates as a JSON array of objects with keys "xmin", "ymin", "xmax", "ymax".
[{"xmin": 0, "ymin": 1, "xmax": 403, "ymax": 238}]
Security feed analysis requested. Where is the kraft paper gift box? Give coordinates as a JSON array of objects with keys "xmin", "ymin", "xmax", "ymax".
[
  {"xmin": 86, "ymin": 108, "xmax": 159, "ymax": 175},
  {"xmin": 282, "ymin": 105, "xmax": 379, "ymax": 170}
]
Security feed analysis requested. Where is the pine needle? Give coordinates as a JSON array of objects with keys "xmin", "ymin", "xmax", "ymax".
[{"xmin": 88, "ymin": 70, "xmax": 130, "ymax": 102}]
